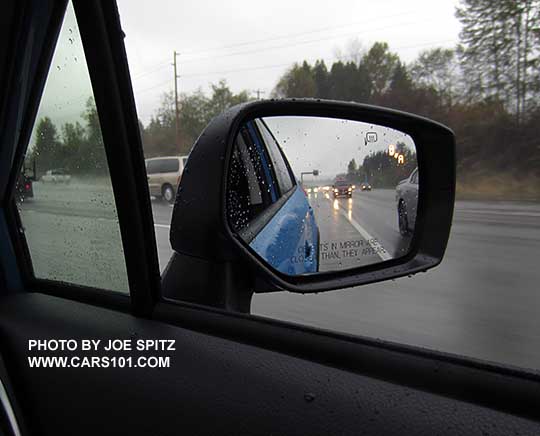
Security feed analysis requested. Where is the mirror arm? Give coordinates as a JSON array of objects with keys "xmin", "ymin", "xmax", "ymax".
[{"xmin": 161, "ymin": 251, "xmax": 254, "ymax": 313}]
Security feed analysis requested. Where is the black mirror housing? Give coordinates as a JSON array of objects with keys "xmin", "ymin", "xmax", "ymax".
[{"xmin": 164, "ymin": 99, "xmax": 455, "ymax": 302}]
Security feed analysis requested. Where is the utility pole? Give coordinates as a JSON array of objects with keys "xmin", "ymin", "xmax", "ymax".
[
  {"xmin": 173, "ymin": 51, "xmax": 180, "ymax": 152},
  {"xmin": 254, "ymin": 88, "xmax": 265, "ymax": 100}
]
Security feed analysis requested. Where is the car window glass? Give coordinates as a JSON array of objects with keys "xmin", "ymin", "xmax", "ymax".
[
  {"xmin": 117, "ymin": 0, "xmax": 540, "ymax": 371},
  {"xmin": 227, "ymin": 130, "xmax": 272, "ymax": 232},
  {"xmin": 145, "ymin": 160, "xmax": 158, "ymax": 174},
  {"xmin": 146, "ymin": 159, "xmax": 179, "ymax": 174},
  {"xmin": 159, "ymin": 159, "xmax": 179, "ymax": 173},
  {"xmin": 255, "ymin": 119, "xmax": 294, "ymax": 195},
  {"xmin": 15, "ymin": 2, "xmax": 129, "ymax": 293}
]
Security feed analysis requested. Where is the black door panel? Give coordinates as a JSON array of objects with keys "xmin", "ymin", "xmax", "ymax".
[{"xmin": 0, "ymin": 293, "xmax": 538, "ymax": 436}]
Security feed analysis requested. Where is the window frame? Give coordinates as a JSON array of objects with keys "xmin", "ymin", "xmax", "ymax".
[
  {"xmin": 227, "ymin": 124, "xmax": 282, "ymax": 235},
  {"xmin": 4, "ymin": 0, "xmax": 160, "ymax": 316},
  {"xmin": 2, "ymin": 4, "xmax": 538, "ymax": 418},
  {"xmin": 254, "ymin": 118, "xmax": 296, "ymax": 196},
  {"xmin": 411, "ymin": 168, "xmax": 419, "ymax": 184},
  {"xmin": 227, "ymin": 120, "xmax": 299, "ymax": 243},
  {"xmin": 244, "ymin": 120, "xmax": 279, "ymax": 203},
  {"xmin": 235, "ymin": 130, "xmax": 270, "ymax": 211}
]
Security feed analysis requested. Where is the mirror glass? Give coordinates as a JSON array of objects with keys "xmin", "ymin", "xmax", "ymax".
[{"xmin": 226, "ymin": 115, "xmax": 418, "ymax": 276}]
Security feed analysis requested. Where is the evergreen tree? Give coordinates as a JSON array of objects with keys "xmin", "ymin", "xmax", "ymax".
[
  {"xmin": 273, "ymin": 61, "xmax": 317, "ymax": 98},
  {"xmin": 347, "ymin": 158, "xmax": 357, "ymax": 174},
  {"xmin": 361, "ymin": 42, "xmax": 399, "ymax": 101},
  {"xmin": 33, "ymin": 117, "xmax": 61, "ymax": 177}
]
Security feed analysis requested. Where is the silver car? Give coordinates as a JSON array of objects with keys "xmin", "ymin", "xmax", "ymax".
[{"xmin": 395, "ymin": 168, "xmax": 419, "ymax": 235}]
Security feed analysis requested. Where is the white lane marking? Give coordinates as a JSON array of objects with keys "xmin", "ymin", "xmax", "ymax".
[
  {"xmin": 327, "ymin": 198, "xmax": 392, "ymax": 262},
  {"xmin": 154, "ymin": 223, "xmax": 171, "ymax": 229}
]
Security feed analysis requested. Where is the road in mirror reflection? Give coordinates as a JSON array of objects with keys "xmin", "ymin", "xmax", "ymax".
[
  {"xmin": 307, "ymin": 191, "xmax": 409, "ymax": 271},
  {"xmin": 226, "ymin": 116, "xmax": 417, "ymax": 276}
]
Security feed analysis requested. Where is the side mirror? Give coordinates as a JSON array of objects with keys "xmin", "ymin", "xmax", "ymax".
[{"xmin": 162, "ymin": 100, "xmax": 455, "ymax": 312}]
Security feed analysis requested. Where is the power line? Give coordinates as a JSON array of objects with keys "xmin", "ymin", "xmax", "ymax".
[
  {"xmin": 179, "ymin": 20, "xmax": 419, "ymax": 64},
  {"xmin": 136, "ymin": 78, "xmax": 172, "ymax": 95},
  {"xmin": 131, "ymin": 61, "xmax": 170, "ymax": 79},
  {"xmin": 179, "ymin": 40, "xmax": 455, "ymax": 80},
  {"xmin": 133, "ymin": 39, "xmax": 455, "ymax": 96},
  {"xmin": 128, "ymin": 9, "xmax": 423, "ymax": 79},
  {"xmin": 179, "ymin": 9, "xmax": 421, "ymax": 56}
]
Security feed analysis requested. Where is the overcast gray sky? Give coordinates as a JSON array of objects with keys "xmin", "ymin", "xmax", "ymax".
[
  {"xmin": 116, "ymin": 0, "xmax": 461, "ymax": 124},
  {"xmin": 263, "ymin": 116, "xmax": 415, "ymax": 178},
  {"xmin": 32, "ymin": 1, "xmax": 461, "ymax": 150}
]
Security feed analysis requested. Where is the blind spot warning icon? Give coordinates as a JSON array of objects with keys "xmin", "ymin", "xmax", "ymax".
[{"xmin": 365, "ymin": 132, "xmax": 377, "ymax": 145}]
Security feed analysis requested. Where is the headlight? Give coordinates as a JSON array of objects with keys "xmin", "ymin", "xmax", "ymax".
[
  {"xmin": 306, "ymin": 188, "xmax": 312, "ymax": 193},
  {"xmin": 348, "ymin": 187, "xmax": 352, "ymax": 191}
]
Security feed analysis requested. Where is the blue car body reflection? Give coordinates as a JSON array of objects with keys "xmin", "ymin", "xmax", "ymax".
[
  {"xmin": 250, "ymin": 186, "xmax": 319, "ymax": 275},
  {"xmin": 231, "ymin": 119, "xmax": 319, "ymax": 275}
]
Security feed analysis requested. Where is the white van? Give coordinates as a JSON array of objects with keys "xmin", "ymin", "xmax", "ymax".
[{"xmin": 145, "ymin": 156, "xmax": 189, "ymax": 203}]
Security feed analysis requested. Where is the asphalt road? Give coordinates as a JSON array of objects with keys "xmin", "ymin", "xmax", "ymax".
[
  {"xmin": 151, "ymin": 189, "xmax": 540, "ymax": 371},
  {"xmin": 18, "ymin": 181, "xmax": 128, "ymax": 293},
  {"xmin": 18, "ymin": 182, "xmax": 540, "ymax": 371},
  {"xmin": 307, "ymin": 190, "xmax": 410, "ymax": 271}
]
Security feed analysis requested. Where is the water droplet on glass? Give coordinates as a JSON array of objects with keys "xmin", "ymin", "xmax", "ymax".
[{"xmin": 304, "ymin": 393, "xmax": 316, "ymax": 403}]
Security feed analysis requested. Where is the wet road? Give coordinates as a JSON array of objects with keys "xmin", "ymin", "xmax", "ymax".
[
  {"xmin": 307, "ymin": 190, "xmax": 409, "ymax": 270},
  {"xmin": 19, "ymin": 182, "xmax": 540, "ymax": 371},
  {"xmin": 151, "ymin": 190, "xmax": 540, "ymax": 371},
  {"xmin": 153, "ymin": 189, "xmax": 410, "ymax": 271}
]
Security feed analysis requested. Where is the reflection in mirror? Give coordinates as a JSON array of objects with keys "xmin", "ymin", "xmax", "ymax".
[{"xmin": 226, "ymin": 116, "xmax": 418, "ymax": 277}]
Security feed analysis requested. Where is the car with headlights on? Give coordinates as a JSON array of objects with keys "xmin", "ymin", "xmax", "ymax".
[
  {"xmin": 333, "ymin": 180, "xmax": 353, "ymax": 198},
  {"xmin": 360, "ymin": 182, "xmax": 372, "ymax": 191}
]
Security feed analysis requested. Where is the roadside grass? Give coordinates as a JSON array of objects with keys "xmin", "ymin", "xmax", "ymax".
[{"xmin": 456, "ymin": 173, "xmax": 540, "ymax": 202}]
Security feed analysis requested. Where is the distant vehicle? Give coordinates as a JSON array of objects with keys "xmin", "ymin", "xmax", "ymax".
[
  {"xmin": 360, "ymin": 182, "xmax": 372, "ymax": 191},
  {"xmin": 145, "ymin": 155, "xmax": 189, "ymax": 204},
  {"xmin": 395, "ymin": 168, "xmax": 419, "ymax": 235},
  {"xmin": 41, "ymin": 168, "xmax": 71, "ymax": 183},
  {"xmin": 333, "ymin": 180, "xmax": 353, "ymax": 198}
]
